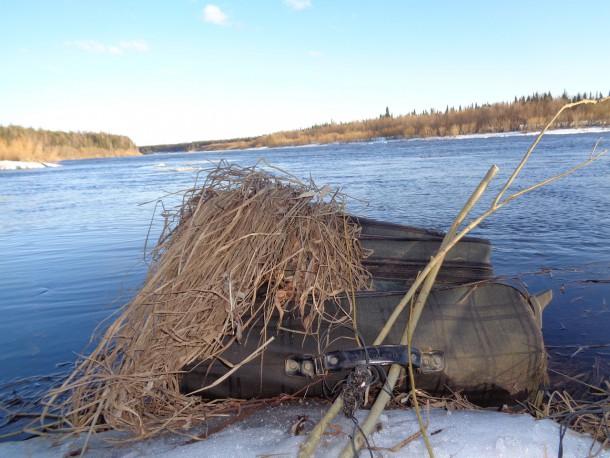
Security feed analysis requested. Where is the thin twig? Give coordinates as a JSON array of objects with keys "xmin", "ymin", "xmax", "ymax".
[
  {"xmin": 340, "ymin": 164, "xmax": 498, "ymax": 458},
  {"xmin": 302, "ymin": 97, "xmax": 610, "ymax": 457}
]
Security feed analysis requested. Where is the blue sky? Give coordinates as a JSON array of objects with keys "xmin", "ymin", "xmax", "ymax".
[{"xmin": 1, "ymin": 1, "xmax": 609, "ymax": 146}]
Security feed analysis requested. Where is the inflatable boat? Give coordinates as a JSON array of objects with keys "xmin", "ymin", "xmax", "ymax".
[{"xmin": 180, "ymin": 218, "xmax": 550, "ymax": 406}]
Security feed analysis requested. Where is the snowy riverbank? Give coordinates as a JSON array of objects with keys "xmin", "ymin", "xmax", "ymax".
[
  {"xmin": 0, "ymin": 160, "xmax": 61, "ymax": 170},
  {"xmin": 1, "ymin": 403, "xmax": 607, "ymax": 457}
]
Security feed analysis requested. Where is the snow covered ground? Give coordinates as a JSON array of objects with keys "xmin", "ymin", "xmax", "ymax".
[
  {"xmin": 0, "ymin": 160, "xmax": 60, "ymax": 170},
  {"xmin": 1, "ymin": 402, "xmax": 607, "ymax": 457},
  {"xmin": 422, "ymin": 126, "xmax": 610, "ymax": 142}
]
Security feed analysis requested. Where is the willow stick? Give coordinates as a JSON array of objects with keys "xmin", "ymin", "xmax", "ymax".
[
  {"xmin": 377, "ymin": 95, "xmax": 608, "ymax": 349},
  {"xmin": 493, "ymin": 96, "xmax": 609, "ymax": 208},
  {"xmin": 298, "ymin": 398, "xmax": 344, "ymax": 457},
  {"xmin": 343, "ymin": 150, "xmax": 609, "ymax": 458},
  {"xmin": 339, "ymin": 165, "xmax": 498, "ymax": 458},
  {"xmin": 300, "ymin": 97, "xmax": 610, "ymax": 457},
  {"xmin": 368, "ymin": 124, "xmax": 607, "ymax": 350},
  {"xmin": 406, "ymin": 311, "xmax": 430, "ymax": 455},
  {"xmin": 301, "ymin": 167, "xmax": 498, "ymax": 458},
  {"xmin": 339, "ymin": 98, "xmax": 610, "ymax": 457}
]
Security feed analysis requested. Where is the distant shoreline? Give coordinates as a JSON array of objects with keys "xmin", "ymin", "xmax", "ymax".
[
  {"xmin": 0, "ymin": 125, "xmax": 139, "ymax": 163},
  {"xmin": 141, "ymin": 125, "xmax": 610, "ymax": 155},
  {"xmin": 3, "ymin": 126, "xmax": 608, "ymax": 168},
  {"xmin": 140, "ymin": 93, "xmax": 610, "ymax": 153}
]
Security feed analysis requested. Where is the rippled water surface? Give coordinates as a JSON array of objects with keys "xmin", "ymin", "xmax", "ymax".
[{"xmin": 1, "ymin": 132, "xmax": 609, "ymax": 399}]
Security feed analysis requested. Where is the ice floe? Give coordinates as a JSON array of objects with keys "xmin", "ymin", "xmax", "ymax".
[{"xmin": 0, "ymin": 160, "xmax": 60, "ymax": 170}]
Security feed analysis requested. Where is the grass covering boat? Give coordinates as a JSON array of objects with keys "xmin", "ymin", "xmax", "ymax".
[
  {"xmin": 40, "ymin": 160, "xmax": 555, "ymax": 442},
  {"xmin": 180, "ymin": 217, "xmax": 550, "ymax": 406}
]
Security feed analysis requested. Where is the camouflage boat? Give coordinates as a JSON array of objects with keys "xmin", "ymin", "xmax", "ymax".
[
  {"xmin": 353, "ymin": 217, "xmax": 494, "ymax": 287},
  {"xmin": 180, "ymin": 219, "xmax": 550, "ymax": 406}
]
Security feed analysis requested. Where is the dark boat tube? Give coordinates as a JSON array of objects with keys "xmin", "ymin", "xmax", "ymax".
[{"xmin": 180, "ymin": 281, "xmax": 546, "ymax": 406}]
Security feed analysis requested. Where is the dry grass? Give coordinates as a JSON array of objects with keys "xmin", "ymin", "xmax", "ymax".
[
  {"xmin": 395, "ymin": 388, "xmax": 481, "ymax": 412},
  {"xmin": 540, "ymin": 388, "xmax": 609, "ymax": 449},
  {"xmin": 34, "ymin": 160, "xmax": 370, "ymax": 445},
  {"xmin": 0, "ymin": 137, "xmax": 139, "ymax": 162},
  {"xmin": 525, "ymin": 355, "xmax": 610, "ymax": 449}
]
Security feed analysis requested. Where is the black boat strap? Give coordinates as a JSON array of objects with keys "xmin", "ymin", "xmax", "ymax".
[{"xmin": 284, "ymin": 345, "xmax": 444, "ymax": 378}]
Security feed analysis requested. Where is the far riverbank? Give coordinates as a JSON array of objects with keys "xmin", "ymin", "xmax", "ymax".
[{"xmin": 140, "ymin": 125, "xmax": 610, "ymax": 155}]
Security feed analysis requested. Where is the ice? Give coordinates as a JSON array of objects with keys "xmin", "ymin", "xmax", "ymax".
[
  {"xmin": 412, "ymin": 126, "xmax": 610, "ymax": 142},
  {"xmin": 1, "ymin": 402, "xmax": 607, "ymax": 457},
  {"xmin": 0, "ymin": 160, "xmax": 60, "ymax": 170}
]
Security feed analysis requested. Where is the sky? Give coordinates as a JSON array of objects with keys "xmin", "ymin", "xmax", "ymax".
[{"xmin": 1, "ymin": 1, "xmax": 609, "ymax": 146}]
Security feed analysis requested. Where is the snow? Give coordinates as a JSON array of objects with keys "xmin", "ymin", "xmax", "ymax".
[
  {"xmin": 408, "ymin": 126, "xmax": 610, "ymax": 142},
  {"xmin": 0, "ymin": 160, "xmax": 60, "ymax": 170},
  {"xmin": 1, "ymin": 402, "xmax": 606, "ymax": 457}
]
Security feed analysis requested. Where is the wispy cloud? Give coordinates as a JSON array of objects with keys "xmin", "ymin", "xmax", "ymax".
[
  {"xmin": 283, "ymin": 0, "xmax": 312, "ymax": 10},
  {"xmin": 307, "ymin": 50, "xmax": 322, "ymax": 58},
  {"xmin": 66, "ymin": 40, "xmax": 106, "ymax": 53},
  {"xmin": 203, "ymin": 4, "xmax": 229, "ymax": 25},
  {"xmin": 66, "ymin": 39, "xmax": 149, "ymax": 55},
  {"xmin": 119, "ymin": 40, "xmax": 150, "ymax": 53}
]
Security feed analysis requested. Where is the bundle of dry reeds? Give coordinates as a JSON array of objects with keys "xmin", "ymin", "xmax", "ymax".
[
  {"xmin": 530, "ymin": 386, "xmax": 610, "ymax": 450},
  {"xmin": 38, "ymin": 160, "xmax": 371, "ymax": 442},
  {"xmin": 527, "ymin": 357, "xmax": 610, "ymax": 449}
]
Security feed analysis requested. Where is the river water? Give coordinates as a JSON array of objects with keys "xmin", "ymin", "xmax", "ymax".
[{"xmin": 1, "ymin": 131, "xmax": 609, "ymax": 416}]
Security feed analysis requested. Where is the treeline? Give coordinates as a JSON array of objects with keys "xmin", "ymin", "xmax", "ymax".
[
  {"xmin": 141, "ymin": 91, "xmax": 610, "ymax": 153},
  {"xmin": 0, "ymin": 125, "xmax": 140, "ymax": 162},
  {"xmin": 139, "ymin": 136, "xmax": 254, "ymax": 154},
  {"xmin": 242, "ymin": 91, "xmax": 610, "ymax": 148}
]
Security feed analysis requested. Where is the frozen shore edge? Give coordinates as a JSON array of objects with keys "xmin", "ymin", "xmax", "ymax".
[
  {"xmin": 0, "ymin": 160, "xmax": 61, "ymax": 170},
  {"xmin": 0, "ymin": 405, "xmax": 607, "ymax": 457}
]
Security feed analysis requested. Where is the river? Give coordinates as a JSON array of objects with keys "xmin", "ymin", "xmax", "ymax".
[{"xmin": 1, "ymin": 131, "xmax": 609, "ymax": 426}]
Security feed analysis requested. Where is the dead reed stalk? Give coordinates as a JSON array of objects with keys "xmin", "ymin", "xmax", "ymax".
[
  {"xmin": 35, "ymin": 160, "xmax": 371, "ymax": 448},
  {"xmin": 300, "ymin": 96, "xmax": 610, "ymax": 458}
]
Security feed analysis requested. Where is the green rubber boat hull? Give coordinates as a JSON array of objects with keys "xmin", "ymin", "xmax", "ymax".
[{"xmin": 180, "ymin": 281, "xmax": 546, "ymax": 406}]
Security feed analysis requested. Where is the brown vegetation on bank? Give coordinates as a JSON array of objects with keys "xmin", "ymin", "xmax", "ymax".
[
  {"xmin": 37, "ymin": 161, "xmax": 370, "ymax": 445},
  {"xmin": 0, "ymin": 125, "xmax": 140, "ymax": 162},
  {"xmin": 141, "ymin": 91, "xmax": 610, "ymax": 154}
]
